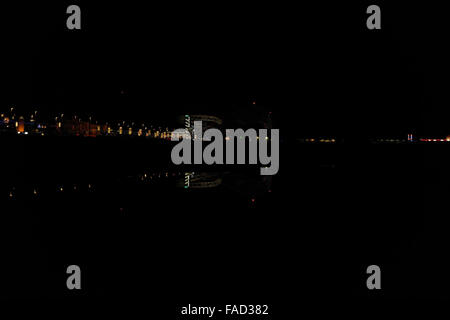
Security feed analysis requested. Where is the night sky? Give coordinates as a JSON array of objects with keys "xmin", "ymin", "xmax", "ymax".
[
  {"xmin": 4, "ymin": 2, "xmax": 450, "ymax": 137},
  {"xmin": 4, "ymin": 1, "xmax": 450, "ymax": 303}
]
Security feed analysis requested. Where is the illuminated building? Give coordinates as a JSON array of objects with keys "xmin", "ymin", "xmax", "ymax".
[
  {"xmin": 17, "ymin": 116, "xmax": 25, "ymax": 133},
  {"xmin": 186, "ymin": 114, "xmax": 223, "ymax": 134},
  {"xmin": 407, "ymin": 134, "xmax": 413, "ymax": 142}
]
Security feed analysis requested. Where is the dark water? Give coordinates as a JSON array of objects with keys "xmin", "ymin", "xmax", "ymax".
[{"xmin": 2, "ymin": 135, "xmax": 450, "ymax": 303}]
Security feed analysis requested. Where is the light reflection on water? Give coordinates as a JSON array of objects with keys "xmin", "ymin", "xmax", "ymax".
[{"xmin": 5, "ymin": 168, "xmax": 276, "ymax": 201}]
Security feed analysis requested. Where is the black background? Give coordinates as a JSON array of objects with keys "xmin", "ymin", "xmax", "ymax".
[{"xmin": 2, "ymin": 0, "xmax": 450, "ymax": 309}]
